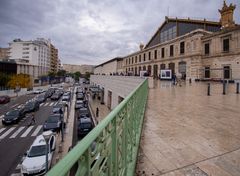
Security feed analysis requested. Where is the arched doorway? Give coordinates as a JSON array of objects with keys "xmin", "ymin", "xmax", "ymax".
[
  {"xmin": 143, "ymin": 66, "xmax": 146, "ymax": 71},
  {"xmin": 139, "ymin": 66, "xmax": 142, "ymax": 75},
  {"xmin": 169, "ymin": 62, "xmax": 175, "ymax": 75},
  {"xmin": 160, "ymin": 64, "xmax": 166, "ymax": 70},
  {"xmin": 153, "ymin": 65, "xmax": 158, "ymax": 79},
  {"xmin": 147, "ymin": 65, "xmax": 152, "ymax": 76},
  {"xmin": 178, "ymin": 61, "xmax": 187, "ymax": 79}
]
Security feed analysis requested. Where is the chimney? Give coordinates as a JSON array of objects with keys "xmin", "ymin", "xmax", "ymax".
[{"xmin": 139, "ymin": 43, "xmax": 144, "ymax": 51}]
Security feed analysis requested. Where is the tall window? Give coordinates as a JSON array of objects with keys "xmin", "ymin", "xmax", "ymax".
[
  {"xmin": 154, "ymin": 50, "xmax": 157, "ymax": 59},
  {"xmin": 143, "ymin": 53, "xmax": 146, "ymax": 61},
  {"xmin": 170, "ymin": 45, "xmax": 174, "ymax": 57},
  {"xmin": 204, "ymin": 43, "xmax": 210, "ymax": 55},
  {"xmin": 135, "ymin": 56, "xmax": 137, "ymax": 63},
  {"xmin": 148, "ymin": 52, "xmax": 151, "ymax": 60},
  {"xmin": 180, "ymin": 41, "xmax": 185, "ymax": 54},
  {"xmin": 128, "ymin": 58, "xmax": 130, "ymax": 65},
  {"xmin": 139, "ymin": 55, "xmax": 141, "ymax": 62},
  {"xmin": 132, "ymin": 57, "xmax": 133, "ymax": 64},
  {"xmin": 161, "ymin": 48, "xmax": 165, "ymax": 58},
  {"xmin": 223, "ymin": 38, "xmax": 229, "ymax": 52}
]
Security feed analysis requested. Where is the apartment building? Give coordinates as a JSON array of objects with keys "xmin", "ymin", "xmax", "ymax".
[
  {"xmin": 50, "ymin": 44, "xmax": 59, "ymax": 73},
  {"xmin": 0, "ymin": 48, "xmax": 10, "ymax": 60}
]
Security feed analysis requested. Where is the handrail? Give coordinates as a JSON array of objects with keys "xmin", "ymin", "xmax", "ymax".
[{"xmin": 47, "ymin": 79, "xmax": 148, "ymax": 176}]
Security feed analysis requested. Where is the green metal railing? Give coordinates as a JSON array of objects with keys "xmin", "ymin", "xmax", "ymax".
[{"xmin": 47, "ymin": 79, "xmax": 148, "ymax": 176}]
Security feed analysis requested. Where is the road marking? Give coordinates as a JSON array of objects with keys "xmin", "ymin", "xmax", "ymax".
[
  {"xmin": 54, "ymin": 102, "xmax": 58, "ymax": 106},
  {"xmin": 11, "ymin": 173, "xmax": 21, "ymax": 176},
  {"xmin": 0, "ymin": 128, "xmax": 6, "ymax": 134},
  {"xmin": 16, "ymin": 164, "xmax": 21, "ymax": 170},
  {"xmin": 11, "ymin": 104, "xmax": 19, "ymax": 108},
  {"xmin": 40, "ymin": 103, "xmax": 44, "ymax": 107},
  {"xmin": 49, "ymin": 102, "xmax": 54, "ymax": 106},
  {"xmin": 0, "ymin": 127, "xmax": 16, "ymax": 139},
  {"xmin": 31, "ymin": 125, "xmax": 42, "ymax": 136},
  {"xmin": 44, "ymin": 102, "xmax": 49, "ymax": 106},
  {"xmin": 20, "ymin": 126, "xmax": 34, "ymax": 137},
  {"xmin": 0, "ymin": 115, "xmax": 4, "ymax": 119},
  {"xmin": 10, "ymin": 127, "xmax": 25, "ymax": 138}
]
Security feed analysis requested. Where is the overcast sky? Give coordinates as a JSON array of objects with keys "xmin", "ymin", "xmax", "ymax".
[{"xmin": 0, "ymin": 0, "xmax": 239, "ymax": 65}]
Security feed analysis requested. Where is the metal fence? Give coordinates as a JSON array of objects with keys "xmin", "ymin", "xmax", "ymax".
[{"xmin": 47, "ymin": 79, "xmax": 148, "ymax": 176}]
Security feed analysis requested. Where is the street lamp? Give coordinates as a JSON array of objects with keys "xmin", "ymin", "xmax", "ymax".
[{"xmin": 43, "ymin": 131, "xmax": 52, "ymax": 173}]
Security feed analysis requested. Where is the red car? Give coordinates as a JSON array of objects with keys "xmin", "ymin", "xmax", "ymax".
[{"xmin": 0, "ymin": 96, "xmax": 10, "ymax": 104}]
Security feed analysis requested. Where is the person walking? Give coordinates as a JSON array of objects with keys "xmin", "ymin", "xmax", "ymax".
[
  {"xmin": 96, "ymin": 107, "xmax": 99, "ymax": 118},
  {"xmin": 172, "ymin": 73, "xmax": 176, "ymax": 85},
  {"xmin": 176, "ymin": 72, "xmax": 182, "ymax": 87},
  {"xmin": 29, "ymin": 112, "xmax": 35, "ymax": 126}
]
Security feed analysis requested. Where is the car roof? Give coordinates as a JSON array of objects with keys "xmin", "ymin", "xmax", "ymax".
[
  {"xmin": 31, "ymin": 135, "xmax": 46, "ymax": 146},
  {"xmin": 79, "ymin": 117, "xmax": 92, "ymax": 123}
]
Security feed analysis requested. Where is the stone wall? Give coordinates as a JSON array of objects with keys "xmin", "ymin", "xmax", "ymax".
[{"xmin": 90, "ymin": 75, "xmax": 145, "ymax": 110}]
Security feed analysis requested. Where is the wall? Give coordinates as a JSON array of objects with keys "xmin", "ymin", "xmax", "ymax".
[{"xmin": 90, "ymin": 75, "xmax": 145, "ymax": 110}]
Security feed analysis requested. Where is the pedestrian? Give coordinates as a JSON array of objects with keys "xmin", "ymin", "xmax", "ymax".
[
  {"xmin": 29, "ymin": 112, "xmax": 35, "ymax": 126},
  {"xmin": 96, "ymin": 107, "xmax": 99, "ymax": 117},
  {"xmin": 172, "ymin": 73, "xmax": 176, "ymax": 85},
  {"xmin": 176, "ymin": 72, "xmax": 182, "ymax": 87}
]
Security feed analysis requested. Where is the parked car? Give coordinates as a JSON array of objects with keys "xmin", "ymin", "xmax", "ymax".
[
  {"xmin": 21, "ymin": 131, "xmax": 56, "ymax": 176},
  {"xmin": 2, "ymin": 107, "xmax": 26, "ymax": 125},
  {"xmin": 76, "ymin": 93, "xmax": 84, "ymax": 100},
  {"xmin": 0, "ymin": 95, "xmax": 10, "ymax": 104},
  {"xmin": 24, "ymin": 100, "xmax": 40, "ymax": 113},
  {"xmin": 36, "ymin": 94, "xmax": 47, "ymax": 104},
  {"xmin": 77, "ymin": 107, "xmax": 90, "ymax": 119},
  {"xmin": 43, "ymin": 114, "xmax": 62, "ymax": 132},
  {"xmin": 50, "ymin": 93, "xmax": 61, "ymax": 101},
  {"xmin": 77, "ymin": 117, "xmax": 93, "ymax": 138},
  {"xmin": 75, "ymin": 100, "xmax": 84, "ymax": 109},
  {"xmin": 52, "ymin": 103, "xmax": 65, "ymax": 115},
  {"xmin": 62, "ymin": 95, "xmax": 70, "ymax": 102},
  {"xmin": 33, "ymin": 89, "xmax": 45, "ymax": 94}
]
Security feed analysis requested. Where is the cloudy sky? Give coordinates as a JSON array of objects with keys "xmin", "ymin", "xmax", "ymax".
[{"xmin": 0, "ymin": 0, "xmax": 239, "ymax": 65}]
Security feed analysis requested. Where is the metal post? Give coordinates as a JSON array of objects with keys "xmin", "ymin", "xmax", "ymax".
[
  {"xmin": 207, "ymin": 83, "xmax": 210, "ymax": 96},
  {"xmin": 223, "ymin": 80, "xmax": 226, "ymax": 95},
  {"xmin": 237, "ymin": 82, "xmax": 239, "ymax": 94}
]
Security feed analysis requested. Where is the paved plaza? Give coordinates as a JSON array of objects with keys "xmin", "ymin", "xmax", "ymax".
[{"xmin": 136, "ymin": 80, "xmax": 240, "ymax": 176}]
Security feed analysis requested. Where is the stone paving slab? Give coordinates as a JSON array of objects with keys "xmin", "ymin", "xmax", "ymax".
[{"xmin": 136, "ymin": 80, "xmax": 240, "ymax": 176}]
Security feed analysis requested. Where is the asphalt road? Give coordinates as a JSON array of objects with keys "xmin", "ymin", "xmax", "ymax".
[{"xmin": 0, "ymin": 98, "xmax": 58, "ymax": 176}]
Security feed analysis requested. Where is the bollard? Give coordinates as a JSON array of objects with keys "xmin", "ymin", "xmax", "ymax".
[
  {"xmin": 223, "ymin": 80, "xmax": 226, "ymax": 95},
  {"xmin": 189, "ymin": 78, "xmax": 192, "ymax": 84},
  {"xmin": 207, "ymin": 83, "xmax": 210, "ymax": 96},
  {"xmin": 237, "ymin": 82, "xmax": 239, "ymax": 94}
]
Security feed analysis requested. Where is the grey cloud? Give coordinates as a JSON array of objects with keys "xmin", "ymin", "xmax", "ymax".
[{"xmin": 0, "ymin": 0, "xmax": 239, "ymax": 65}]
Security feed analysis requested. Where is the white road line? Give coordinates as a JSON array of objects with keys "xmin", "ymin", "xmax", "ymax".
[
  {"xmin": 16, "ymin": 164, "xmax": 21, "ymax": 170},
  {"xmin": 11, "ymin": 104, "xmax": 19, "ymax": 108},
  {"xmin": 0, "ymin": 115, "xmax": 4, "ymax": 119},
  {"xmin": 0, "ymin": 128, "xmax": 6, "ymax": 134},
  {"xmin": 40, "ymin": 103, "xmax": 44, "ymax": 107},
  {"xmin": 20, "ymin": 126, "xmax": 34, "ymax": 137},
  {"xmin": 10, "ymin": 127, "xmax": 25, "ymax": 138},
  {"xmin": 54, "ymin": 102, "xmax": 58, "ymax": 106},
  {"xmin": 0, "ymin": 127, "xmax": 16, "ymax": 139},
  {"xmin": 49, "ymin": 102, "xmax": 54, "ymax": 106},
  {"xmin": 31, "ymin": 125, "xmax": 42, "ymax": 136},
  {"xmin": 11, "ymin": 174, "xmax": 21, "ymax": 176},
  {"xmin": 44, "ymin": 102, "xmax": 49, "ymax": 106}
]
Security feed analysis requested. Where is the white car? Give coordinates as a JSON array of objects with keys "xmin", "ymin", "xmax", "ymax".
[
  {"xmin": 21, "ymin": 131, "xmax": 56, "ymax": 175},
  {"xmin": 33, "ymin": 89, "xmax": 45, "ymax": 94}
]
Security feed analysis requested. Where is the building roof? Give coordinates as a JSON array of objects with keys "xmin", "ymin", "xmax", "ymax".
[
  {"xmin": 95, "ymin": 57, "xmax": 123, "ymax": 68},
  {"xmin": 144, "ymin": 16, "xmax": 221, "ymax": 49}
]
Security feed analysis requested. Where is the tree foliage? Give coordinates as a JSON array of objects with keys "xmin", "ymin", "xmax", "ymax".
[
  {"xmin": 74, "ymin": 71, "xmax": 81, "ymax": 81},
  {"xmin": 0, "ymin": 72, "xmax": 11, "ymax": 87},
  {"xmin": 7, "ymin": 74, "xmax": 31, "ymax": 89}
]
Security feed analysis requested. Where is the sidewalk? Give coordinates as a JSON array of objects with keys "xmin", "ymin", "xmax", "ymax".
[{"xmin": 136, "ymin": 80, "xmax": 240, "ymax": 176}]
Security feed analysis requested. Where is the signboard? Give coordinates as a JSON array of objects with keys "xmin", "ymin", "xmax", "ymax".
[
  {"xmin": 160, "ymin": 69, "xmax": 172, "ymax": 80},
  {"xmin": 140, "ymin": 71, "xmax": 148, "ymax": 78}
]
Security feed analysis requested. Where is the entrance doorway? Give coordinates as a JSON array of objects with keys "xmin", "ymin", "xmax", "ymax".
[
  {"xmin": 168, "ymin": 63, "xmax": 175, "ymax": 75},
  {"xmin": 153, "ymin": 65, "xmax": 158, "ymax": 79},
  {"xmin": 147, "ymin": 65, "xmax": 152, "ymax": 76},
  {"xmin": 178, "ymin": 61, "xmax": 187, "ymax": 79},
  {"xmin": 107, "ymin": 91, "xmax": 112, "ymax": 110}
]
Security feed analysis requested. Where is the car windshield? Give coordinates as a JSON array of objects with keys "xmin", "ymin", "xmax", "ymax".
[
  {"xmin": 47, "ymin": 116, "xmax": 60, "ymax": 123},
  {"xmin": 6, "ymin": 110, "xmax": 19, "ymax": 116},
  {"xmin": 80, "ymin": 123, "xmax": 92, "ymax": 129},
  {"xmin": 28, "ymin": 145, "xmax": 46, "ymax": 157},
  {"xmin": 25, "ymin": 102, "xmax": 34, "ymax": 108}
]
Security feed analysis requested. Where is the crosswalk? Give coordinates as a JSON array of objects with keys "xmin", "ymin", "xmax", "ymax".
[
  {"xmin": 40, "ymin": 101, "xmax": 58, "ymax": 107},
  {"xmin": 0, "ymin": 125, "xmax": 43, "ymax": 140}
]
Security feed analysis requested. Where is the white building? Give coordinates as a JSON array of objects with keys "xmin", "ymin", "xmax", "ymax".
[
  {"xmin": 9, "ymin": 38, "xmax": 51, "ymax": 76},
  {"xmin": 94, "ymin": 57, "xmax": 123, "ymax": 75}
]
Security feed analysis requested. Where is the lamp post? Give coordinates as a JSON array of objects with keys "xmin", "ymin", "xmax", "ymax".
[{"xmin": 43, "ymin": 131, "xmax": 52, "ymax": 173}]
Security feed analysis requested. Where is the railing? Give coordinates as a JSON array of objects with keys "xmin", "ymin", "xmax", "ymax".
[{"xmin": 47, "ymin": 79, "xmax": 148, "ymax": 176}]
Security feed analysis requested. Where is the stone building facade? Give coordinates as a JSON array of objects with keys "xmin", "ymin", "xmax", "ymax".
[
  {"xmin": 94, "ymin": 57, "xmax": 123, "ymax": 75},
  {"xmin": 123, "ymin": 1, "xmax": 240, "ymax": 81}
]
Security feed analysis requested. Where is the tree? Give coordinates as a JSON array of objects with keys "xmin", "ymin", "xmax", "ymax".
[
  {"xmin": 57, "ymin": 70, "xmax": 67, "ymax": 77},
  {"xmin": 8, "ymin": 74, "xmax": 31, "ymax": 89},
  {"xmin": 74, "ymin": 71, "xmax": 81, "ymax": 81},
  {"xmin": 84, "ymin": 72, "xmax": 93, "ymax": 80},
  {"xmin": 0, "ymin": 72, "xmax": 11, "ymax": 88}
]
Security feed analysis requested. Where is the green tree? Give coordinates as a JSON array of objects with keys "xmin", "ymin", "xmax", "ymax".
[
  {"xmin": 57, "ymin": 70, "xmax": 66, "ymax": 77},
  {"xmin": 84, "ymin": 72, "xmax": 93, "ymax": 80},
  {"xmin": 0, "ymin": 72, "xmax": 11, "ymax": 88},
  {"xmin": 74, "ymin": 71, "xmax": 81, "ymax": 81},
  {"xmin": 8, "ymin": 74, "xmax": 31, "ymax": 89}
]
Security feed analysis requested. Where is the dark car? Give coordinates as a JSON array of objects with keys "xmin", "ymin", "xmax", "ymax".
[
  {"xmin": 36, "ymin": 94, "xmax": 47, "ymax": 104},
  {"xmin": 52, "ymin": 103, "xmax": 65, "ymax": 114},
  {"xmin": 2, "ymin": 108, "xmax": 25, "ymax": 125},
  {"xmin": 76, "ymin": 93, "xmax": 84, "ymax": 100},
  {"xmin": 43, "ymin": 114, "xmax": 62, "ymax": 132},
  {"xmin": 77, "ymin": 117, "xmax": 93, "ymax": 138},
  {"xmin": 75, "ymin": 100, "xmax": 84, "ymax": 109},
  {"xmin": 0, "ymin": 95, "xmax": 10, "ymax": 104},
  {"xmin": 51, "ymin": 93, "xmax": 61, "ymax": 101},
  {"xmin": 76, "ymin": 87, "xmax": 84, "ymax": 94},
  {"xmin": 24, "ymin": 100, "xmax": 40, "ymax": 113},
  {"xmin": 77, "ymin": 107, "xmax": 90, "ymax": 119}
]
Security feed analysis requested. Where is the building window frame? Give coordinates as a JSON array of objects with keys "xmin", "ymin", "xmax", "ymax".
[
  {"xmin": 139, "ymin": 55, "xmax": 141, "ymax": 62},
  {"xmin": 148, "ymin": 51, "xmax": 151, "ymax": 60},
  {"xmin": 154, "ymin": 50, "xmax": 157, "ymax": 59},
  {"xmin": 204, "ymin": 43, "xmax": 210, "ymax": 55},
  {"xmin": 222, "ymin": 37, "xmax": 230, "ymax": 53},
  {"xmin": 161, "ymin": 48, "xmax": 165, "ymax": 58},
  {"xmin": 170, "ymin": 45, "xmax": 174, "ymax": 57},
  {"xmin": 143, "ymin": 53, "xmax": 146, "ymax": 61},
  {"xmin": 135, "ymin": 56, "xmax": 137, "ymax": 63},
  {"xmin": 180, "ymin": 41, "xmax": 185, "ymax": 54}
]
